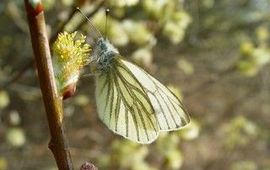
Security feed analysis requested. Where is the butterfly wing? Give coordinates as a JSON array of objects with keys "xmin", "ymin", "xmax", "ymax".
[
  {"xmin": 95, "ymin": 57, "xmax": 159, "ymax": 144},
  {"xmin": 120, "ymin": 59, "xmax": 190, "ymax": 131}
]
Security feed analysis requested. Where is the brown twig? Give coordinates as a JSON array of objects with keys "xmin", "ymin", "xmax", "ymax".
[{"xmin": 24, "ymin": 1, "xmax": 73, "ymax": 169}]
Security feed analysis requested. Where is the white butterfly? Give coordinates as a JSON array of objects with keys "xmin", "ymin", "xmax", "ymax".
[{"xmin": 91, "ymin": 37, "xmax": 190, "ymax": 144}]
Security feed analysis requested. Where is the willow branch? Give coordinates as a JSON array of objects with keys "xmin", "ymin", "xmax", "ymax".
[{"xmin": 24, "ymin": 1, "xmax": 73, "ymax": 169}]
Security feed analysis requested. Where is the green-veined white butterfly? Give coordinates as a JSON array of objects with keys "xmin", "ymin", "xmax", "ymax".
[
  {"xmin": 80, "ymin": 8, "xmax": 190, "ymax": 144},
  {"xmin": 92, "ymin": 38, "xmax": 190, "ymax": 144}
]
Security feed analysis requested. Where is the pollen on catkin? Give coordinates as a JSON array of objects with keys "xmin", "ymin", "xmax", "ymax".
[{"xmin": 52, "ymin": 31, "xmax": 91, "ymax": 96}]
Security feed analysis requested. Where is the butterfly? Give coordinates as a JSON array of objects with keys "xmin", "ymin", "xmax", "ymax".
[
  {"xmin": 89, "ymin": 38, "xmax": 190, "ymax": 144},
  {"xmin": 79, "ymin": 8, "xmax": 190, "ymax": 144}
]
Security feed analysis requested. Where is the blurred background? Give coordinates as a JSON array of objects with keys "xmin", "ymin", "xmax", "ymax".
[{"xmin": 0, "ymin": 0, "xmax": 270, "ymax": 169}]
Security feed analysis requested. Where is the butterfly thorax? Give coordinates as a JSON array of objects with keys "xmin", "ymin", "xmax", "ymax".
[{"xmin": 92, "ymin": 38, "xmax": 119, "ymax": 71}]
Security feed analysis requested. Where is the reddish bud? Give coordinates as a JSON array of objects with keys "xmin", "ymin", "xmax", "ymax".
[{"xmin": 62, "ymin": 83, "xmax": 77, "ymax": 100}]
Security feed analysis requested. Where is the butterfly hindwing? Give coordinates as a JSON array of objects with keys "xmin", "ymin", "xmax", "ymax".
[
  {"xmin": 120, "ymin": 59, "xmax": 190, "ymax": 131},
  {"xmin": 95, "ymin": 57, "xmax": 159, "ymax": 144}
]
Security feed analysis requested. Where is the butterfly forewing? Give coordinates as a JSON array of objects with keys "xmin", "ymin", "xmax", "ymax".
[
  {"xmin": 121, "ymin": 59, "xmax": 190, "ymax": 131},
  {"xmin": 95, "ymin": 57, "xmax": 159, "ymax": 144}
]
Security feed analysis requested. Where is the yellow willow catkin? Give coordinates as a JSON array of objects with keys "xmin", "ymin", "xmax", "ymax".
[{"xmin": 52, "ymin": 31, "xmax": 91, "ymax": 92}]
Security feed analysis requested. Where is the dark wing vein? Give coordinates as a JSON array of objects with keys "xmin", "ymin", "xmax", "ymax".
[
  {"xmin": 115, "ymin": 68, "xmax": 158, "ymax": 132},
  {"xmin": 109, "ymin": 73, "xmax": 115, "ymax": 125},
  {"xmin": 157, "ymin": 90, "xmax": 178, "ymax": 127},
  {"xmin": 164, "ymin": 93, "xmax": 189, "ymax": 126},
  {"xmin": 111, "ymin": 71, "xmax": 141, "ymax": 141},
  {"xmin": 112, "ymin": 70, "xmax": 157, "ymax": 141},
  {"xmin": 114, "ymin": 92, "xmax": 121, "ymax": 131},
  {"xmin": 145, "ymin": 71, "xmax": 190, "ymax": 129}
]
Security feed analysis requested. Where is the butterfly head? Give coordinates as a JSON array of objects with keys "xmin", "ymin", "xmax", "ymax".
[{"xmin": 92, "ymin": 38, "xmax": 119, "ymax": 71}]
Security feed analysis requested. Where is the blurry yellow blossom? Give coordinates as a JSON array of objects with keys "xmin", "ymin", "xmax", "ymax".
[
  {"xmin": 223, "ymin": 116, "xmax": 258, "ymax": 150},
  {"xmin": 163, "ymin": 21, "xmax": 186, "ymax": 44},
  {"xmin": 6, "ymin": 128, "xmax": 26, "ymax": 147},
  {"xmin": 240, "ymin": 41, "xmax": 254, "ymax": 56},
  {"xmin": 179, "ymin": 119, "xmax": 200, "ymax": 140},
  {"xmin": 0, "ymin": 157, "xmax": 7, "ymax": 170},
  {"xmin": 167, "ymin": 149, "xmax": 184, "ymax": 170},
  {"xmin": 238, "ymin": 25, "xmax": 270, "ymax": 77},
  {"xmin": 256, "ymin": 26, "xmax": 269, "ymax": 43},
  {"xmin": 156, "ymin": 132, "xmax": 184, "ymax": 170},
  {"xmin": 131, "ymin": 48, "xmax": 153, "ymax": 68},
  {"xmin": 99, "ymin": 140, "xmax": 156, "ymax": 170},
  {"xmin": 0, "ymin": 90, "xmax": 9, "ymax": 109},
  {"xmin": 92, "ymin": 10, "xmax": 129, "ymax": 46},
  {"xmin": 177, "ymin": 58, "xmax": 194, "ymax": 75},
  {"xmin": 142, "ymin": 0, "xmax": 168, "ymax": 19},
  {"xmin": 230, "ymin": 160, "xmax": 258, "ymax": 170},
  {"xmin": 109, "ymin": 0, "xmax": 139, "ymax": 7},
  {"xmin": 163, "ymin": 11, "xmax": 191, "ymax": 44},
  {"xmin": 123, "ymin": 20, "xmax": 156, "ymax": 46},
  {"xmin": 238, "ymin": 46, "xmax": 270, "ymax": 76},
  {"xmin": 142, "ymin": 0, "xmax": 191, "ymax": 44},
  {"xmin": 9, "ymin": 110, "xmax": 21, "ymax": 126}
]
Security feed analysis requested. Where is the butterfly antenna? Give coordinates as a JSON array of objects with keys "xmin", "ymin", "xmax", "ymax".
[
  {"xmin": 76, "ymin": 7, "xmax": 102, "ymax": 39},
  {"xmin": 105, "ymin": 8, "xmax": 110, "ymax": 40}
]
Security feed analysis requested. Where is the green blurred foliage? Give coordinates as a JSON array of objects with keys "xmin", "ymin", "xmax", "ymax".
[
  {"xmin": 5, "ymin": 127, "xmax": 26, "ymax": 148},
  {"xmin": 99, "ymin": 140, "xmax": 155, "ymax": 170},
  {"xmin": 179, "ymin": 119, "xmax": 200, "ymax": 141},
  {"xmin": 230, "ymin": 160, "xmax": 258, "ymax": 170},
  {"xmin": 96, "ymin": 118, "xmax": 199, "ymax": 170},
  {"xmin": 237, "ymin": 26, "xmax": 270, "ymax": 76},
  {"xmin": 177, "ymin": 59, "xmax": 194, "ymax": 75},
  {"xmin": 0, "ymin": 157, "xmax": 7, "ymax": 170},
  {"xmin": 76, "ymin": 0, "xmax": 191, "ymax": 58},
  {"xmin": 0, "ymin": 91, "xmax": 9, "ymax": 109},
  {"xmin": 223, "ymin": 116, "xmax": 258, "ymax": 150}
]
